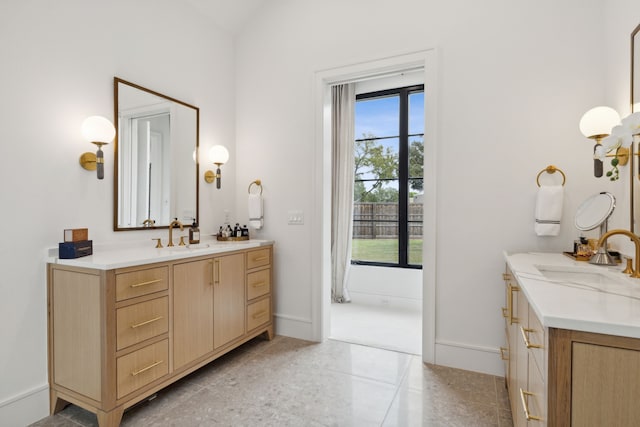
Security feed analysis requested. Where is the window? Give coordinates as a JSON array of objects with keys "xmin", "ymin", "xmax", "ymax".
[{"xmin": 351, "ymin": 85, "xmax": 424, "ymax": 269}]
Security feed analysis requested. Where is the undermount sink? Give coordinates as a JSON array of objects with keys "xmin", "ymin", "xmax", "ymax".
[
  {"xmin": 166, "ymin": 243, "xmax": 210, "ymax": 252},
  {"xmin": 535, "ymin": 265, "xmax": 633, "ymax": 290}
]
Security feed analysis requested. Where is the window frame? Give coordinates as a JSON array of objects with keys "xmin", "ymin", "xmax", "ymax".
[{"xmin": 351, "ymin": 84, "xmax": 424, "ymax": 269}]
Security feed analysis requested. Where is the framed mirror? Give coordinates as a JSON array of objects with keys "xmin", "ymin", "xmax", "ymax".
[
  {"xmin": 114, "ymin": 78, "xmax": 199, "ymax": 230},
  {"xmin": 632, "ymin": 24, "xmax": 640, "ymax": 233}
]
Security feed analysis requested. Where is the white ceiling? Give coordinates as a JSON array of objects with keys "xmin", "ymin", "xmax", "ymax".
[{"xmin": 183, "ymin": 0, "xmax": 268, "ymax": 34}]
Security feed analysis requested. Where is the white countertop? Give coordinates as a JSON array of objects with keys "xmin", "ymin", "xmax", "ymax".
[
  {"xmin": 49, "ymin": 238, "xmax": 274, "ymax": 270},
  {"xmin": 505, "ymin": 252, "xmax": 640, "ymax": 339}
]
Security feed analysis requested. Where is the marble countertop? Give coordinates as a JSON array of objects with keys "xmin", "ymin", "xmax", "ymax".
[
  {"xmin": 49, "ymin": 237, "xmax": 274, "ymax": 270},
  {"xmin": 504, "ymin": 252, "xmax": 640, "ymax": 339}
]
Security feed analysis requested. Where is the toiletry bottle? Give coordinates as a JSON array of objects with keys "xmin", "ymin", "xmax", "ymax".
[
  {"xmin": 189, "ymin": 220, "xmax": 200, "ymax": 244},
  {"xmin": 235, "ymin": 223, "xmax": 242, "ymax": 238},
  {"xmin": 242, "ymin": 225, "xmax": 249, "ymax": 238}
]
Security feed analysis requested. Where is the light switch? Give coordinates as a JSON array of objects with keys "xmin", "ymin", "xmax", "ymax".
[{"xmin": 288, "ymin": 210, "xmax": 304, "ymax": 225}]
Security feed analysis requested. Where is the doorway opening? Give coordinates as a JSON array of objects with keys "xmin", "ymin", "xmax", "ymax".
[{"xmin": 313, "ymin": 49, "xmax": 437, "ymax": 363}]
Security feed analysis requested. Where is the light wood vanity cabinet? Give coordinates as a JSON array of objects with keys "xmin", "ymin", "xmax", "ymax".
[
  {"xmin": 503, "ymin": 265, "xmax": 640, "ymax": 426},
  {"xmin": 48, "ymin": 245, "xmax": 273, "ymax": 427}
]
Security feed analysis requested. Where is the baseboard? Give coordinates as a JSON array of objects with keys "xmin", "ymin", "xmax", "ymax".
[
  {"xmin": 435, "ymin": 340, "xmax": 504, "ymax": 376},
  {"xmin": 347, "ymin": 291, "xmax": 421, "ymax": 311},
  {"xmin": 273, "ymin": 313, "xmax": 315, "ymax": 341},
  {"xmin": 0, "ymin": 383, "xmax": 49, "ymax": 427}
]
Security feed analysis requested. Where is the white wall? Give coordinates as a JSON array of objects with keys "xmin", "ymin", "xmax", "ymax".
[
  {"xmin": 0, "ymin": 1, "xmax": 236, "ymax": 425},
  {"xmin": 234, "ymin": 0, "xmax": 630, "ymax": 375}
]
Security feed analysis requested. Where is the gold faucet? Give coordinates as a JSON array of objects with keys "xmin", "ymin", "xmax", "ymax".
[
  {"xmin": 142, "ymin": 219, "xmax": 155, "ymax": 227},
  {"xmin": 167, "ymin": 219, "xmax": 184, "ymax": 247},
  {"xmin": 596, "ymin": 229, "xmax": 640, "ymax": 278}
]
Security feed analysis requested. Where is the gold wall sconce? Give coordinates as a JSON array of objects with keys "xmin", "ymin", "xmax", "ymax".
[
  {"xmin": 579, "ymin": 106, "xmax": 629, "ymax": 181},
  {"xmin": 204, "ymin": 145, "xmax": 229, "ymax": 189},
  {"xmin": 79, "ymin": 116, "xmax": 116, "ymax": 180}
]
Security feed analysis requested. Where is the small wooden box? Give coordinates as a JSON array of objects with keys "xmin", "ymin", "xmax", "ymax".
[
  {"xmin": 64, "ymin": 228, "xmax": 88, "ymax": 242},
  {"xmin": 59, "ymin": 240, "xmax": 93, "ymax": 259}
]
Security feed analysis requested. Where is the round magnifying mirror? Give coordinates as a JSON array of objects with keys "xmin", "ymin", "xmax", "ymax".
[{"xmin": 575, "ymin": 192, "xmax": 616, "ymax": 231}]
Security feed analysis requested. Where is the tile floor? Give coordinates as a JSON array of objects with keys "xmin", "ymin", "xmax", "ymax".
[
  {"xmin": 330, "ymin": 300, "xmax": 422, "ymax": 355},
  {"xmin": 32, "ymin": 336, "xmax": 513, "ymax": 427}
]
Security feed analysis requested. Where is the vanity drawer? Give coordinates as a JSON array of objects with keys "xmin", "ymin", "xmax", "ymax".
[
  {"xmin": 247, "ymin": 297, "xmax": 271, "ymax": 331},
  {"xmin": 116, "ymin": 297, "xmax": 169, "ymax": 351},
  {"xmin": 116, "ymin": 266, "xmax": 169, "ymax": 301},
  {"xmin": 247, "ymin": 248, "xmax": 270, "ymax": 270},
  {"xmin": 117, "ymin": 339, "xmax": 168, "ymax": 399},
  {"xmin": 528, "ymin": 309, "xmax": 545, "ymax": 378},
  {"xmin": 247, "ymin": 268, "xmax": 271, "ymax": 300}
]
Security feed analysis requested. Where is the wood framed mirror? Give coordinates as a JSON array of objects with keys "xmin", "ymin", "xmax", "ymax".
[{"xmin": 114, "ymin": 78, "xmax": 199, "ymax": 231}]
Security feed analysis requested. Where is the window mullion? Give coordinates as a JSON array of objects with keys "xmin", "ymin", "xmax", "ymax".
[{"xmin": 398, "ymin": 89, "xmax": 409, "ymax": 267}]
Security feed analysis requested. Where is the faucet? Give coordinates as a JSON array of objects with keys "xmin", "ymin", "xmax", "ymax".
[
  {"xmin": 142, "ymin": 219, "xmax": 155, "ymax": 227},
  {"xmin": 167, "ymin": 219, "xmax": 184, "ymax": 247},
  {"xmin": 595, "ymin": 229, "xmax": 640, "ymax": 278}
]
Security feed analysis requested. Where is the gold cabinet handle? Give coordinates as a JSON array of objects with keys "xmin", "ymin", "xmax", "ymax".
[
  {"xmin": 251, "ymin": 281, "xmax": 267, "ymax": 288},
  {"xmin": 130, "ymin": 316, "xmax": 163, "ymax": 329},
  {"xmin": 208, "ymin": 260, "xmax": 214, "ymax": 286},
  {"xmin": 499, "ymin": 347, "xmax": 509, "ymax": 360},
  {"xmin": 131, "ymin": 360, "xmax": 163, "ymax": 376},
  {"xmin": 130, "ymin": 279, "xmax": 162, "ymax": 288},
  {"xmin": 501, "ymin": 307, "xmax": 508, "ymax": 318},
  {"xmin": 214, "ymin": 259, "xmax": 220, "ymax": 285},
  {"xmin": 252, "ymin": 310, "xmax": 268, "ymax": 319},
  {"xmin": 503, "ymin": 273, "xmax": 512, "ymax": 280},
  {"xmin": 520, "ymin": 327, "xmax": 543, "ymax": 349},
  {"xmin": 508, "ymin": 285, "xmax": 520, "ymax": 325},
  {"xmin": 253, "ymin": 256, "xmax": 268, "ymax": 262},
  {"xmin": 519, "ymin": 388, "xmax": 543, "ymax": 421}
]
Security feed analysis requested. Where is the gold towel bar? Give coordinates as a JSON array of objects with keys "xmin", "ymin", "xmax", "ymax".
[
  {"xmin": 536, "ymin": 165, "xmax": 566, "ymax": 187},
  {"xmin": 248, "ymin": 179, "xmax": 263, "ymax": 195}
]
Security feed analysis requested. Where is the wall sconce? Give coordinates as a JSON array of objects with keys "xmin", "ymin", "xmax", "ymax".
[
  {"xmin": 204, "ymin": 145, "xmax": 229, "ymax": 189},
  {"xmin": 79, "ymin": 116, "xmax": 115, "ymax": 180},
  {"xmin": 579, "ymin": 106, "xmax": 628, "ymax": 180}
]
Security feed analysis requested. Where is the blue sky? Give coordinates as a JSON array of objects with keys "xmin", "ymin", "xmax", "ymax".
[{"xmin": 355, "ymin": 92, "xmax": 424, "ymax": 138}]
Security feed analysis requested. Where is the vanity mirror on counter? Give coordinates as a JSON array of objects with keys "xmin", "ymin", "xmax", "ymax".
[
  {"xmin": 114, "ymin": 78, "xmax": 199, "ymax": 231},
  {"xmin": 631, "ymin": 23, "xmax": 640, "ymax": 233},
  {"xmin": 575, "ymin": 192, "xmax": 616, "ymax": 265}
]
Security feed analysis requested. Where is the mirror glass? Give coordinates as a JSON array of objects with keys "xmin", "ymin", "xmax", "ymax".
[
  {"xmin": 632, "ymin": 24, "xmax": 640, "ymax": 233},
  {"xmin": 575, "ymin": 192, "xmax": 616, "ymax": 231},
  {"xmin": 114, "ymin": 78, "xmax": 199, "ymax": 230}
]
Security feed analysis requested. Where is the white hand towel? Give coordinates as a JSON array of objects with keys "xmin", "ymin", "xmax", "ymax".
[
  {"xmin": 535, "ymin": 185, "xmax": 563, "ymax": 236},
  {"xmin": 248, "ymin": 193, "xmax": 263, "ymax": 229}
]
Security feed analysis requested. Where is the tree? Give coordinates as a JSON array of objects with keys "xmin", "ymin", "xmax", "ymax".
[
  {"xmin": 409, "ymin": 139, "xmax": 424, "ymax": 192},
  {"xmin": 353, "ymin": 134, "xmax": 424, "ymax": 201}
]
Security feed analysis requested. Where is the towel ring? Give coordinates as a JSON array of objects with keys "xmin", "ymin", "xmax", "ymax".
[
  {"xmin": 536, "ymin": 165, "xmax": 566, "ymax": 187},
  {"xmin": 248, "ymin": 179, "xmax": 263, "ymax": 195}
]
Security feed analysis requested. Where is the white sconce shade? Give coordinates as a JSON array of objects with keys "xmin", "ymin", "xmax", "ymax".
[
  {"xmin": 579, "ymin": 106, "xmax": 620, "ymax": 139},
  {"xmin": 81, "ymin": 115, "xmax": 115, "ymax": 144},
  {"xmin": 209, "ymin": 145, "xmax": 229, "ymax": 165},
  {"xmin": 79, "ymin": 115, "xmax": 115, "ymax": 180}
]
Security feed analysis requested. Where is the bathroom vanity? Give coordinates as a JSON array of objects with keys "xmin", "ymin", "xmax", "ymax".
[
  {"xmin": 47, "ymin": 240, "xmax": 274, "ymax": 427},
  {"xmin": 503, "ymin": 252, "xmax": 640, "ymax": 426}
]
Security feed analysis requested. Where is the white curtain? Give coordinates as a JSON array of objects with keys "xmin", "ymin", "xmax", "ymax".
[{"xmin": 331, "ymin": 83, "xmax": 355, "ymax": 303}]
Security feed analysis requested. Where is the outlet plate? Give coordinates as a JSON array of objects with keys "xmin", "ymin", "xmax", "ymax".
[{"xmin": 288, "ymin": 210, "xmax": 304, "ymax": 225}]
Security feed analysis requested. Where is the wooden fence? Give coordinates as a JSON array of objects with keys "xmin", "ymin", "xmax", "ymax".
[{"xmin": 352, "ymin": 202, "xmax": 423, "ymax": 239}]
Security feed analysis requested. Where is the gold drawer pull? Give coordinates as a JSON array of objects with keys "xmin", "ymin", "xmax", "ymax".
[
  {"xmin": 499, "ymin": 347, "xmax": 508, "ymax": 360},
  {"xmin": 520, "ymin": 327, "xmax": 543, "ymax": 349},
  {"xmin": 131, "ymin": 360, "xmax": 163, "ymax": 376},
  {"xmin": 252, "ymin": 256, "xmax": 268, "ymax": 262},
  {"xmin": 130, "ymin": 279, "xmax": 162, "ymax": 288},
  {"xmin": 130, "ymin": 316, "xmax": 163, "ymax": 329},
  {"xmin": 501, "ymin": 307, "xmax": 508, "ymax": 318},
  {"xmin": 252, "ymin": 310, "xmax": 268, "ymax": 319},
  {"xmin": 519, "ymin": 388, "xmax": 543, "ymax": 421},
  {"xmin": 252, "ymin": 281, "xmax": 267, "ymax": 288}
]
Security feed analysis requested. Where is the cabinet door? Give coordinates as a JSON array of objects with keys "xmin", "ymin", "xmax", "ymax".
[
  {"xmin": 173, "ymin": 258, "xmax": 214, "ymax": 370},
  {"xmin": 213, "ymin": 253, "xmax": 246, "ymax": 349}
]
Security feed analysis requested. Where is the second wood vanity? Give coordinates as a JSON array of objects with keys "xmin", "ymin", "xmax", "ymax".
[
  {"xmin": 47, "ymin": 241, "xmax": 273, "ymax": 427},
  {"xmin": 503, "ymin": 253, "xmax": 640, "ymax": 426}
]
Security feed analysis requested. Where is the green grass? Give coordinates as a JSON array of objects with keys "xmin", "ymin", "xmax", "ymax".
[{"xmin": 351, "ymin": 239, "xmax": 423, "ymax": 265}]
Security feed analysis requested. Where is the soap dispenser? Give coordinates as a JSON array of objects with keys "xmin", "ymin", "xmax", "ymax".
[{"xmin": 189, "ymin": 220, "xmax": 200, "ymax": 244}]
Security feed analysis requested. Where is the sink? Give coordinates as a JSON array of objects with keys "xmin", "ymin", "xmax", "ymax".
[
  {"xmin": 535, "ymin": 265, "xmax": 633, "ymax": 291},
  {"xmin": 165, "ymin": 243, "xmax": 211, "ymax": 252}
]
